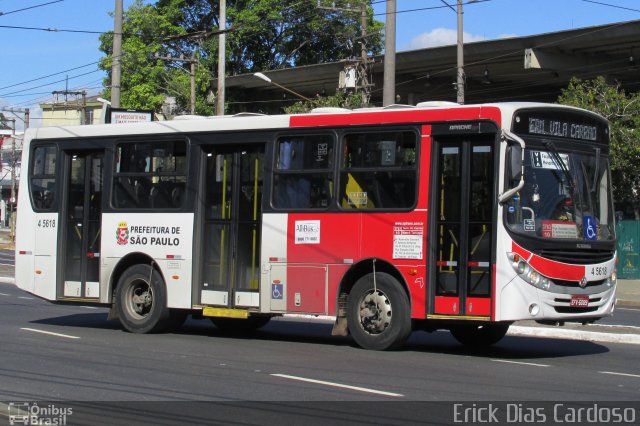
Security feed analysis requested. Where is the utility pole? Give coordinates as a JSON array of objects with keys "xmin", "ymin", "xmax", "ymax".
[
  {"xmin": 5, "ymin": 119, "xmax": 16, "ymax": 242},
  {"xmin": 1, "ymin": 108, "xmax": 30, "ymax": 130},
  {"xmin": 317, "ymin": 1, "xmax": 372, "ymax": 107},
  {"xmin": 216, "ymin": 0, "xmax": 226, "ymax": 116},
  {"xmin": 456, "ymin": 0, "xmax": 465, "ymax": 104},
  {"xmin": 112, "ymin": 0, "xmax": 123, "ymax": 108},
  {"xmin": 382, "ymin": 0, "xmax": 396, "ymax": 106},
  {"xmin": 359, "ymin": 2, "xmax": 370, "ymax": 107},
  {"xmin": 155, "ymin": 54, "xmax": 197, "ymax": 114}
]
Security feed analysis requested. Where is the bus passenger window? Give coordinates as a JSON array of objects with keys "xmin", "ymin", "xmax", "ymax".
[
  {"xmin": 273, "ymin": 135, "xmax": 334, "ymax": 210},
  {"xmin": 112, "ymin": 140, "xmax": 187, "ymax": 209},
  {"xmin": 340, "ymin": 131, "xmax": 417, "ymax": 210}
]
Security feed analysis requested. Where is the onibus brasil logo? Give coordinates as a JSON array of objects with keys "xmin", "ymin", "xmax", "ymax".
[{"xmin": 116, "ymin": 221, "xmax": 129, "ymax": 245}]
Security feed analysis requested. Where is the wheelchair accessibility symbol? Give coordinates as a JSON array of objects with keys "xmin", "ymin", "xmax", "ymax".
[
  {"xmin": 584, "ymin": 216, "xmax": 597, "ymax": 241},
  {"xmin": 272, "ymin": 282, "xmax": 283, "ymax": 300}
]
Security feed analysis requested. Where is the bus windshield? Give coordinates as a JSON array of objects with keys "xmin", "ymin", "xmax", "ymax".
[{"xmin": 505, "ymin": 145, "xmax": 615, "ymax": 242}]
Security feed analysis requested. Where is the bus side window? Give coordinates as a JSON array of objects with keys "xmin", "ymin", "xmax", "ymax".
[
  {"xmin": 30, "ymin": 145, "xmax": 57, "ymax": 211},
  {"xmin": 273, "ymin": 135, "xmax": 334, "ymax": 210},
  {"xmin": 112, "ymin": 140, "xmax": 187, "ymax": 210},
  {"xmin": 340, "ymin": 131, "xmax": 417, "ymax": 210}
]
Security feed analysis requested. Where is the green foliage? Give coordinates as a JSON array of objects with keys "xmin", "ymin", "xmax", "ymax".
[
  {"xmin": 0, "ymin": 113, "xmax": 11, "ymax": 130},
  {"xmin": 558, "ymin": 76, "xmax": 640, "ymax": 208},
  {"xmin": 283, "ymin": 92, "xmax": 365, "ymax": 114},
  {"xmin": 99, "ymin": 0, "xmax": 382, "ymax": 115}
]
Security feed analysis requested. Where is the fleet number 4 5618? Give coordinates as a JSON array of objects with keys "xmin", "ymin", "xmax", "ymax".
[{"xmin": 37, "ymin": 219, "xmax": 56, "ymax": 228}]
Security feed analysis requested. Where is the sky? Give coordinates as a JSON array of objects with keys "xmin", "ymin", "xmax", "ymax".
[{"xmin": 0, "ymin": 0, "xmax": 638, "ymax": 129}]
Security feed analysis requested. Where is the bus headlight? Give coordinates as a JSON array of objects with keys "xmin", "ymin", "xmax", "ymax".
[
  {"xmin": 605, "ymin": 268, "xmax": 617, "ymax": 287},
  {"xmin": 508, "ymin": 252, "xmax": 552, "ymax": 291}
]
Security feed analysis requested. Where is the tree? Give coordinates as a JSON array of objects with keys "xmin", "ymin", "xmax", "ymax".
[
  {"xmin": 99, "ymin": 0, "xmax": 383, "ymax": 115},
  {"xmin": 283, "ymin": 92, "xmax": 364, "ymax": 114},
  {"xmin": 558, "ymin": 76, "xmax": 640, "ymax": 218},
  {"xmin": 0, "ymin": 113, "xmax": 11, "ymax": 130},
  {"xmin": 99, "ymin": 0, "xmax": 188, "ymax": 112}
]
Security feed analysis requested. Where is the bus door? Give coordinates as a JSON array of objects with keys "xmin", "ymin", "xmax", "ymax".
[
  {"xmin": 200, "ymin": 145, "xmax": 264, "ymax": 309},
  {"xmin": 430, "ymin": 133, "xmax": 495, "ymax": 318},
  {"xmin": 61, "ymin": 151, "xmax": 104, "ymax": 299}
]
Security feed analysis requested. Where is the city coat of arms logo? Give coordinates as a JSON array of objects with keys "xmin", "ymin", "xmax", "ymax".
[{"xmin": 116, "ymin": 222, "xmax": 129, "ymax": 245}]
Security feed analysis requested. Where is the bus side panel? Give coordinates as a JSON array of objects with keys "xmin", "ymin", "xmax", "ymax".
[
  {"xmin": 285, "ymin": 213, "xmax": 361, "ymax": 315},
  {"xmin": 14, "ymin": 209, "xmax": 35, "ymax": 295},
  {"xmin": 260, "ymin": 213, "xmax": 288, "ymax": 313},
  {"xmin": 101, "ymin": 213, "xmax": 194, "ymax": 309},
  {"xmin": 360, "ymin": 212, "xmax": 427, "ymax": 319}
]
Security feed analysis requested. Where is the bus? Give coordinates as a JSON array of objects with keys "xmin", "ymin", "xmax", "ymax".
[{"xmin": 14, "ymin": 102, "xmax": 617, "ymax": 350}]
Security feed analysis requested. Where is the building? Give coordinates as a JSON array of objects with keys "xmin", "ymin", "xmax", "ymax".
[
  {"xmin": 222, "ymin": 19, "xmax": 640, "ymax": 113},
  {"xmin": 39, "ymin": 95, "xmax": 105, "ymax": 127}
]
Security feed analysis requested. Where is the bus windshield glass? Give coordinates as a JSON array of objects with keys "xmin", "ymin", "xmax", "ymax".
[{"xmin": 505, "ymin": 145, "xmax": 615, "ymax": 242}]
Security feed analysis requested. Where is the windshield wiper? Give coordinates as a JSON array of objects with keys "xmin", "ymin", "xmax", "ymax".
[
  {"xmin": 591, "ymin": 147, "xmax": 601, "ymax": 193},
  {"xmin": 544, "ymin": 141, "xmax": 573, "ymax": 187}
]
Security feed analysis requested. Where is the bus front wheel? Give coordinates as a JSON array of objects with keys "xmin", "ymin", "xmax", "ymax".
[
  {"xmin": 347, "ymin": 272, "xmax": 412, "ymax": 350},
  {"xmin": 449, "ymin": 323, "xmax": 510, "ymax": 347},
  {"xmin": 116, "ymin": 264, "xmax": 170, "ymax": 334}
]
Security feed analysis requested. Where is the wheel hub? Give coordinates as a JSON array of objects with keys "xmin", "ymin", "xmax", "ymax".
[
  {"xmin": 130, "ymin": 283, "xmax": 153, "ymax": 316},
  {"xmin": 358, "ymin": 290, "xmax": 392, "ymax": 334}
]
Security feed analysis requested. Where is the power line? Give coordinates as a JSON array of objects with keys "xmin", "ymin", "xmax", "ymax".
[
  {"xmin": 0, "ymin": 24, "xmax": 114, "ymax": 34},
  {"xmin": 373, "ymin": 0, "xmax": 490, "ymax": 16},
  {"xmin": 0, "ymin": 69, "xmax": 102, "ymax": 97},
  {"xmin": 0, "ymin": 0, "xmax": 64, "ymax": 17},
  {"xmin": 581, "ymin": 0, "xmax": 640, "ymax": 13},
  {"xmin": 0, "ymin": 60, "xmax": 101, "ymax": 91}
]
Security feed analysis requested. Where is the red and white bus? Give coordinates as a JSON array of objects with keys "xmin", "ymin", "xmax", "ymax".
[{"xmin": 15, "ymin": 102, "xmax": 617, "ymax": 349}]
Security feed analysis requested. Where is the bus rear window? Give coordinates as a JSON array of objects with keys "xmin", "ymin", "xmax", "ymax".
[{"xmin": 30, "ymin": 145, "xmax": 57, "ymax": 211}]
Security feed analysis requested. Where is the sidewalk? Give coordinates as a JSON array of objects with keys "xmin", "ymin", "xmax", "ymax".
[{"xmin": 0, "ymin": 226, "xmax": 12, "ymax": 249}]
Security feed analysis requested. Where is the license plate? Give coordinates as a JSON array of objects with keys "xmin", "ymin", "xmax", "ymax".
[{"xmin": 570, "ymin": 295, "xmax": 589, "ymax": 307}]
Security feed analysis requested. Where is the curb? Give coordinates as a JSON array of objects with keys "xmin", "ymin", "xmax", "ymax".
[
  {"xmin": 616, "ymin": 299, "xmax": 640, "ymax": 308},
  {"xmin": 508, "ymin": 325, "xmax": 640, "ymax": 345}
]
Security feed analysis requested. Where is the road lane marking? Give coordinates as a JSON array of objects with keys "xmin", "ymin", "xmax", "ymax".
[
  {"xmin": 617, "ymin": 307, "xmax": 640, "ymax": 312},
  {"xmin": 492, "ymin": 359, "xmax": 550, "ymax": 367},
  {"xmin": 600, "ymin": 371, "xmax": 640, "ymax": 379},
  {"xmin": 18, "ymin": 296, "xmax": 34, "ymax": 300},
  {"xmin": 270, "ymin": 373, "xmax": 404, "ymax": 397},
  {"xmin": 21, "ymin": 328, "xmax": 80, "ymax": 339},
  {"xmin": 0, "ymin": 293, "xmax": 8, "ymax": 296},
  {"xmin": 80, "ymin": 306, "xmax": 99, "ymax": 309}
]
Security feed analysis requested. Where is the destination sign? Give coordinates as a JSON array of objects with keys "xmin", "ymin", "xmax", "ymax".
[
  {"xmin": 512, "ymin": 110, "xmax": 608, "ymax": 143},
  {"xmin": 527, "ymin": 117, "xmax": 597, "ymax": 141}
]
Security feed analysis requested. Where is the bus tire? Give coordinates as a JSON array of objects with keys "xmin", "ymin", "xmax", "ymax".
[
  {"xmin": 347, "ymin": 272, "xmax": 412, "ymax": 350},
  {"xmin": 450, "ymin": 323, "xmax": 510, "ymax": 347},
  {"xmin": 116, "ymin": 264, "xmax": 170, "ymax": 334}
]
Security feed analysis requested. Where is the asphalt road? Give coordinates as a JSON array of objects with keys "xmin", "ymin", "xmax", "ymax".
[{"xmin": 1, "ymin": 281, "xmax": 640, "ymax": 403}]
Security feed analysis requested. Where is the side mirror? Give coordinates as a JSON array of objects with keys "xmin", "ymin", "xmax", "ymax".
[
  {"xmin": 499, "ymin": 130, "xmax": 526, "ymax": 204},
  {"xmin": 509, "ymin": 144, "xmax": 522, "ymax": 181}
]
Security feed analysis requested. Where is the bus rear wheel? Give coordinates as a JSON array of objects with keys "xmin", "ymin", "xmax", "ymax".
[
  {"xmin": 116, "ymin": 264, "xmax": 170, "ymax": 334},
  {"xmin": 347, "ymin": 272, "xmax": 412, "ymax": 350},
  {"xmin": 449, "ymin": 323, "xmax": 510, "ymax": 347}
]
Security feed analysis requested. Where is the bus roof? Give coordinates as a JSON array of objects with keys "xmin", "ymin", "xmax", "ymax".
[{"xmin": 25, "ymin": 102, "xmax": 604, "ymax": 142}]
